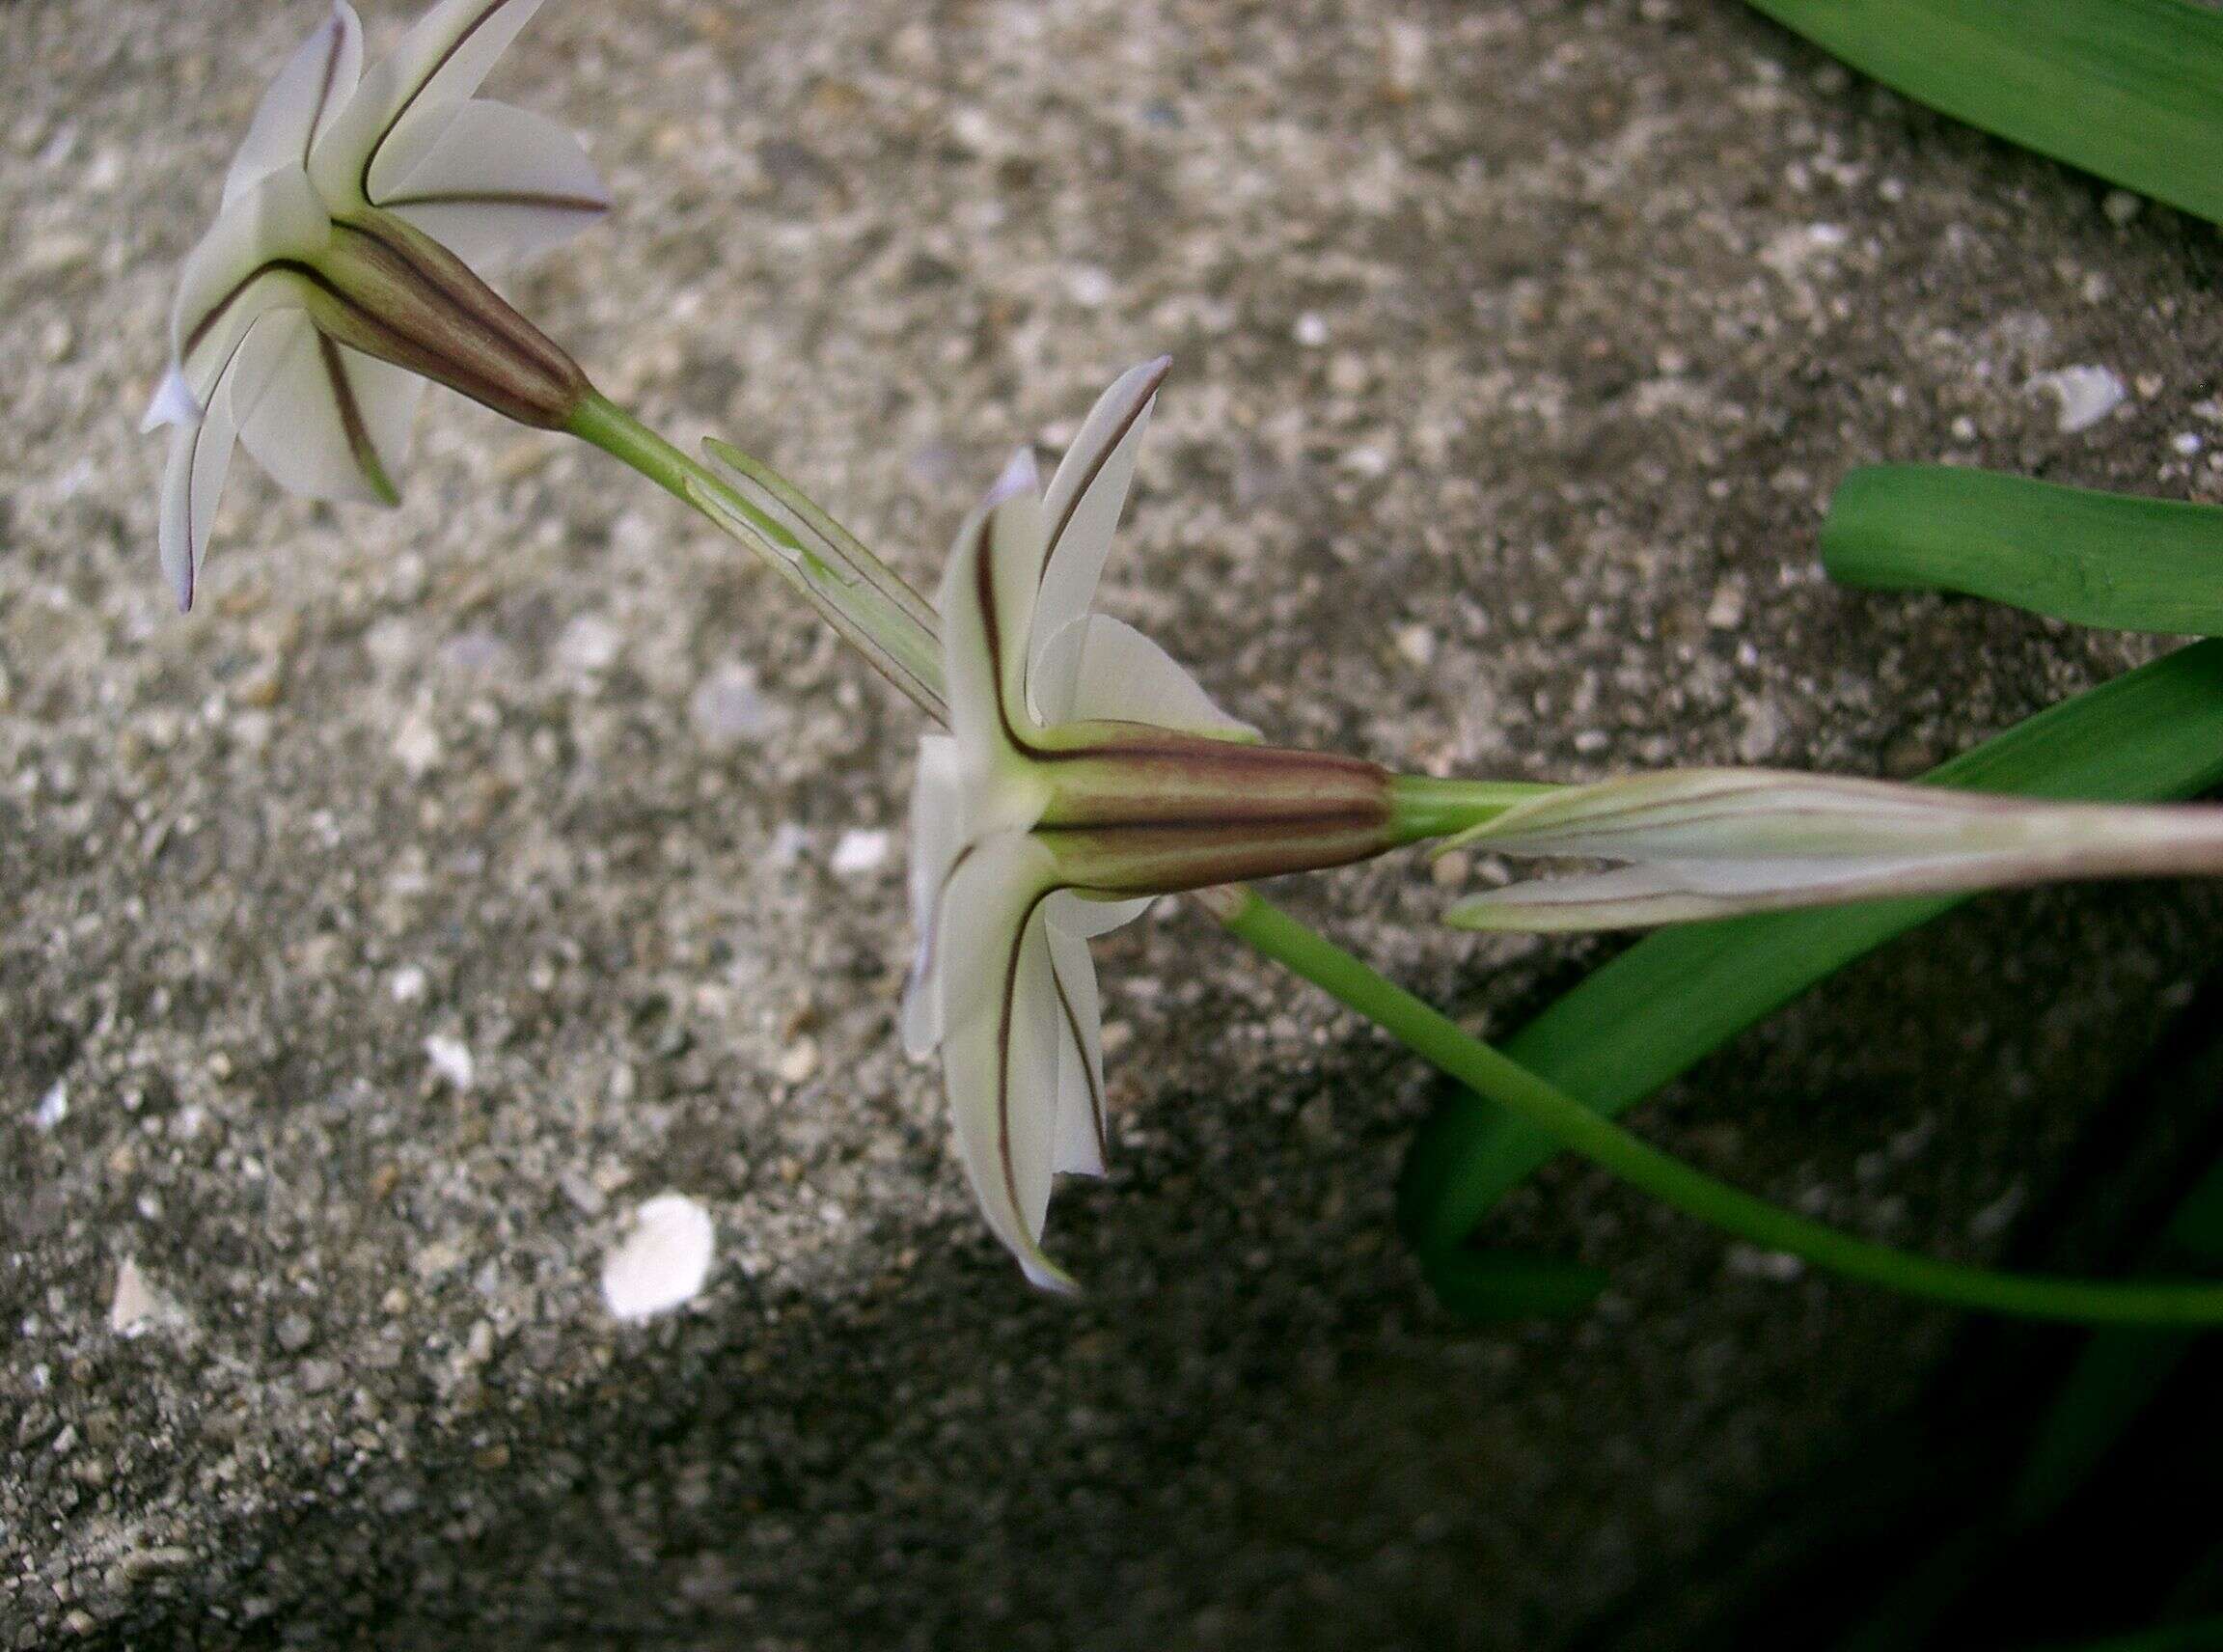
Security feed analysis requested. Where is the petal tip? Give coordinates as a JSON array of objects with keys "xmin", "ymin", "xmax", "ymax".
[
  {"xmin": 142, "ymin": 369, "xmax": 200, "ymax": 434},
  {"xmin": 1020, "ymin": 1252, "xmax": 1080, "ymax": 1295},
  {"xmin": 986, "ymin": 446, "xmax": 1041, "ymax": 509}
]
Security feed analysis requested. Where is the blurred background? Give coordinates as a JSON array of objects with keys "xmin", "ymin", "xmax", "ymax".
[{"xmin": 4, "ymin": 0, "xmax": 2221, "ymax": 1645}]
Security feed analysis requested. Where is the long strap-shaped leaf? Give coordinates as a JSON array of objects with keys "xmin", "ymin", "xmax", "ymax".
[
  {"xmin": 1825, "ymin": 467, "xmax": 2223, "ymax": 638},
  {"xmin": 1399, "ymin": 642, "xmax": 2223, "ymax": 1254},
  {"xmin": 1746, "ymin": 0, "xmax": 2223, "ymax": 226}
]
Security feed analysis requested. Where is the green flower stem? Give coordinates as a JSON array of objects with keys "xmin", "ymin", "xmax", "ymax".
[
  {"xmin": 1215, "ymin": 886, "xmax": 2223, "ymax": 1326},
  {"xmin": 1825, "ymin": 466, "xmax": 2223, "ymax": 637},
  {"xmin": 1386, "ymin": 775, "xmax": 1561, "ymax": 843},
  {"xmin": 566, "ymin": 392, "xmax": 947, "ymax": 717}
]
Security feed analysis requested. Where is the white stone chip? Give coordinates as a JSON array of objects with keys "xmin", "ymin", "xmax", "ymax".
[
  {"xmin": 32, "ymin": 1080, "xmax": 68, "ymax": 1131},
  {"xmin": 830, "ymin": 827, "xmax": 892, "ymax": 875},
  {"xmin": 109, "ymin": 1256, "xmax": 172, "ymax": 1335},
  {"xmin": 2027, "ymin": 366, "xmax": 2126, "ymax": 434},
  {"xmin": 601, "ymin": 1193, "xmax": 716, "ymax": 1321},
  {"xmin": 424, "ymin": 1034, "xmax": 476, "ymax": 1090}
]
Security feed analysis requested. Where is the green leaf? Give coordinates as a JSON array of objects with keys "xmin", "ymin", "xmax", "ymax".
[
  {"xmin": 1399, "ymin": 643, "xmax": 2223, "ymax": 1254},
  {"xmin": 2018, "ymin": 1616, "xmax": 2223, "ymax": 1652},
  {"xmin": 1825, "ymin": 467, "xmax": 2223, "ymax": 638},
  {"xmin": 1746, "ymin": 0, "xmax": 2223, "ymax": 226},
  {"xmin": 1417, "ymin": 1248, "xmax": 1610, "ymax": 1323}
]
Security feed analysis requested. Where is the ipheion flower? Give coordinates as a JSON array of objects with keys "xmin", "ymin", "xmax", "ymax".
[
  {"xmin": 902, "ymin": 360, "xmax": 1404, "ymax": 1289},
  {"xmin": 142, "ymin": 0, "xmax": 607, "ymax": 610}
]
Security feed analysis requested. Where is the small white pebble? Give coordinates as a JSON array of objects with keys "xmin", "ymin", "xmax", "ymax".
[
  {"xmin": 1724, "ymin": 1245, "xmax": 1806, "ymax": 1283},
  {"xmin": 2172, "ymin": 431, "xmax": 2204, "ymax": 456},
  {"xmin": 1705, "ymin": 584, "xmax": 1745, "ymax": 630},
  {"xmin": 1066, "ymin": 264, "xmax": 1114, "ymax": 308},
  {"xmin": 390, "ymin": 966, "xmax": 427, "ymax": 1005},
  {"xmin": 391, "ymin": 708, "xmax": 443, "ymax": 778},
  {"xmin": 2102, "ymin": 188, "xmax": 2143, "ymax": 226},
  {"xmin": 1293, "ymin": 312, "xmax": 1330, "ymax": 347},
  {"xmin": 601, "ymin": 1193, "xmax": 716, "ymax": 1321},
  {"xmin": 32, "ymin": 1080, "xmax": 68, "ymax": 1132},
  {"xmin": 777, "ymin": 1037, "xmax": 821, "ymax": 1085},
  {"xmin": 109, "ymin": 1257, "xmax": 167, "ymax": 1335},
  {"xmin": 424, "ymin": 1034, "xmax": 475, "ymax": 1091},
  {"xmin": 2026, "ymin": 366, "xmax": 2125, "ymax": 434},
  {"xmin": 830, "ymin": 828, "xmax": 891, "ymax": 875},
  {"xmin": 689, "ymin": 663, "xmax": 770, "ymax": 749},
  {"xmin": 1393, "ymin": 624, "xmax": 1436, "ymax": 669}
]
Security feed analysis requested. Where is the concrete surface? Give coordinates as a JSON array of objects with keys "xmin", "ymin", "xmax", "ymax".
[{"xmin": 4, "ymin": 0, "xmax": 2221, "ymax": 1645}]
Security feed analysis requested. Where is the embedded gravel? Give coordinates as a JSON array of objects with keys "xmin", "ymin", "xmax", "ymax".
[{"xmin": 5, "ymin": 0, "xmax": 2222, "ymax": 1646}]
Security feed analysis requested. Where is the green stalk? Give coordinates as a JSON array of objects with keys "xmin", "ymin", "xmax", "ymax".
[
  {"xmin": 1825, "ymin": 467, "xmax": 2223, "ymax": 637},
  {"xmin": 1220, "ymin": 888, "xmax": 2223, "ymax": 1326},
  {"xmin": 566, "ymin": 394, "xmax": 947, "ymax": 717},
  {"xmin": 1400, "ymin": 642, "xmax": 2223, "ymax": 1253},
  {"xmin": 1745, "ymin": 0, "xmax": 2223, "ymax": 226},
  {"xmin": 1386, "ymin": 774, "xmax": 1561, "ymax": 843}
]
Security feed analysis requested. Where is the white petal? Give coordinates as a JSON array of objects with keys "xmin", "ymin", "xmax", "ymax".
[
  {"xmin": 171, "ymin": 168, "xmax": 328, "ymax": 397},
  {"xmin": 379, "ymin": 98, "xmax": 608, "ymax": 267},
  {"xmin": 233, "ymin": 314, "xmax": 414, "ymax": 503},
  {"xmin": 935, "ymin": 450, "xmax": 1049, "ymax": 766},
  {"xmin": 315, "ymin": 0, "xmax": 549, "ymax": 208},
  {"xmin": 1040, "ymin": 909, "xmax": 1109, "ymax": 1177},
  {"xmin": 1051, "ymin": 613, "xmax": 1258, "ymax": 738},
  {"xmin": 941, "ymin": 892, "xmax": 1071, "ymax": 1291},
  {"xmin": 1029, "ymin": 358, "xmax": 1169, "ymax": 715},
  {"xmin": 142, "ymin": 367, "xmax": 200, "ymax": 434},
  {"xmin": 155, "ymin": 311, "xmax": 297, "ymax": 612},
  {"xmin": 1050, "ymin": 890, "xmax": 1154, "ymax": 939},
  {"xmin": 224, "ymin": 3, "xmax": 365, "ymax": 205},
  {"xmin": 156, "ymin": 391, "xmax": 239, "ymax": 615},
  {"xmin": 900, "ymin": 735, "xmax": 970, "ymax": 1059}
]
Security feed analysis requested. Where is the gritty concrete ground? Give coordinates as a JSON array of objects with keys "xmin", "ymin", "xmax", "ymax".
[{"xmin": 5, "ymin": 0, "xmax": 2222, "ymax": 1646}]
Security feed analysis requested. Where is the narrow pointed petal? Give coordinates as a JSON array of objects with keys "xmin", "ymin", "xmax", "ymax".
[
  {"xmin": 223, "ymin": 3, "xmax": 365, "ymax": 205},
  {"xmin": 157, "ymin": 389, "xmax": 241, "ymax": 615},
  {"xmin": 331, "ymin": 347, "xmax": 429, "ymax": 496},
  {"xmin": 379, "ymin": 99, "xmax": 608, "ymax": 266},
  {"xmin": 901, "ymin": 735, "xmax": 969, "ymax": 1059},
  {"xmin": 1049, "ymin": 613, "xmax": 1259, "ymax": 738},
  {"xmin": 156, "ymin": 313, "xmax": 297, "ymax": 611},
  {"xmin": 235, "ymin": 316, "xmax": 417, "ymax": 503},
  {"xmin": 1447, "ymin": 768, "xmax": 2223, "ymax": 930},
  {"xmin": 172, "ymin": 168, "xmax": 329, "ymax": 398},
  {"xmin": 925, "ymin": 834, "xmax": 1071, "ymax": 1288},
  {"xmin": 142, "ymin": 367, "xmax": 200, "ymax": 434},
  {"xmin": 1050, "ymin": 890, "xmax": 1155, "ymax": 939},
  {"xmin": 1041, "ymin": 909, "xmax": 1110, "ymax": 1177},
  {"xmin": 1031, "ymin": 357, "xmax": 1170, "ymax": 715},
  {"xmin": 315, "ymin": 0, "xmax": 548, "ymax": 207},
  {"xmin": 935, "ymin": 451, "xmax": 1050, "ymax": 768}
]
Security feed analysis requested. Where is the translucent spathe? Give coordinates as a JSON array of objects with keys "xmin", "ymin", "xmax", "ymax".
[
  {"xmin": 143, "ymin": 0, "xmax": 608, "ymax": 610},
  {"xmin": 1444, "ymin": 768, "xmax": 2223, "ymax": 930}
]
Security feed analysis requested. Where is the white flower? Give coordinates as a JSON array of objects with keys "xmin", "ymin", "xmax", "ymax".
[
  {"xmin": 902, "ymin": 361, "xmax": 1400, "ymax": 1288},
  {"xmin": 1442, "ymin": 767, "xmax": 2223, "ymax": 930},
  {"xmin": 143, "ymin": 0, "xmax": 608, "ymax": 609}
]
